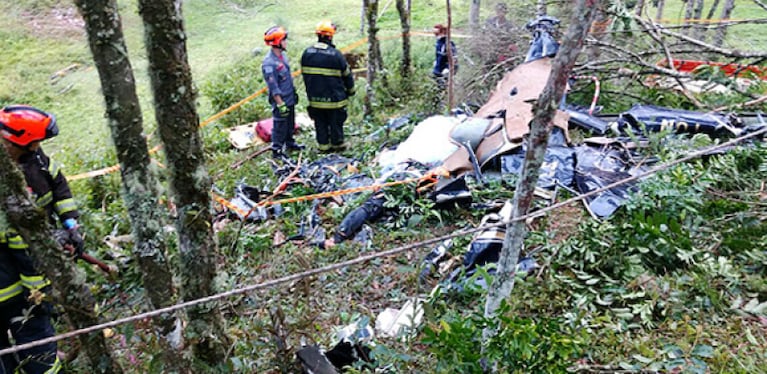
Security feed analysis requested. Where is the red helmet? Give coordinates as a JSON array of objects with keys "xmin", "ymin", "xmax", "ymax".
[
  {"xmin": 264, "ymin": 26, "xmax": 288, "ymax": 46},
  {"xmin": 433, "ymin": 24, "xmax": 447, "ymax": 36},
  {"xmin": 0, "ymin": 105, "xmax": 59, "ymax": 147},
  {"xmin": 315, "ymin": 20, "xmax": 336, "ymax": 37}
]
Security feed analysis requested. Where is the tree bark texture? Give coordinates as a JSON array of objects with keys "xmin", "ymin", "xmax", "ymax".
[
  {"xmin": 0, "ymin": 150, "xmax": 122, "ymax": 373},
  {"xmin": 484, "ymin": 0, "xmax": 601, "ymax": 320},
  {"xmin": 635, "ymin": 0, "xmax": 646, "ymax": 16},
  {"xmin": 446, "ymin": 0, "xmax": 455, "ymax": 112},
  {"xmin": 363, "ymin": 0, "xmax": 380, "ymax": 117},
  {"xmin": 683, "ymin": 0, "xmax": 695, "ymax": 34},
  {"xmin": 469, "ymin": 0, "xmax": 480, "ymax": 28},
  {"xmin": 137, "ymin": 0, "xmax": 229, "ymax": 365},
  {"xmin": 713, "ymin": 0, "xmax": 736, "ymax": 47},
  {"xmin": 692, "ymin": 0, "xmax": 706, "ymax": 40},
  {"xmin": 74, "ymin": 0, "xmax": 190, "ymax": 371},
  {"xmin": 655, "ymin": 0, "xmax": 665, "ymax": 21},
  {"xmin": 706, "ymin": 0, "xmax": 721, "ymax": 20},
  {"xmin": 395, "ymin": 0, "xmax": 412, "ymax": 78}
]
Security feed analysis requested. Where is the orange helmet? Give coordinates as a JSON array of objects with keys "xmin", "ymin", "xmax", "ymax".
[
  {"xmin": 315, "ymin": 20, "xmax": 336, "ymax": 37},
  {"xmin": 264, "ymin": 26, "xmax": 288, "ymax": 46},
  {"xmin": 0, "ymin": 105, "xmax": 59, "ymax": 147}
]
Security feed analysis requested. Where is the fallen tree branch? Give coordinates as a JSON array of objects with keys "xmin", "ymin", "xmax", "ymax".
[
  {"xmin": 753, "ymin": 0, "xmax": 767, "ymax": 12},
  {"xmin": 714, "ymin": 94, "xmax": 767, "ymax": 112}
]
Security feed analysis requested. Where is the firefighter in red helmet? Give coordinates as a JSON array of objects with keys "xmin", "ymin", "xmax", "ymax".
[
  {"xmin": 262, "ymin": 26, "xmax": 303, "ymax": 158},
  {"xmin": 0, "ymin": 105, "xmax": 86, "ymax": 374}
]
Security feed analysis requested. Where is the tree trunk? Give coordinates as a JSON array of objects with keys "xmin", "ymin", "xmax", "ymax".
[
  {"xmin": 137, "ymin": 0, "xmax": 229, "ymax": 366},
  {"xmin": 446, "ymin": 0, "xmax": 455, "ymax": 111},
  {"xmin": 469, "ymin": 0, "xmax": 480, "ymax": 28},
  {"xmin": 484, "ymin": 0, "xmax": 600, "ymax": 322},
  {"xmin": 706, "ymin": 0, "xmax": 721, "ymax": 20},
  {"xmin": 702, "ymin": 0, "xmax": 721, "ymax": 41},
  {"xmin": 713, "ymin": 0, "xmax": 735, "ymax": 47},
  {"xmin": 692, "ymin": 0, "xmax": 706, "ymax": 41},
  {"xmin": 395, "ymin": 0, "xmax": 411, "ymax": 78},
  {"xmin": 655, "ymin": 0, "xmax": 665, "ymax": 21},
  {"xmin": 587, "ymin": 5, "xmax": 609, "ymax": 62},
  {"xmin": 635, "ymin": 0, "xmax": 646, "ymax": 16},
  {"xmin": 360, "ymin": 0, "xmax": 366, "ymax": 35},
  {"xmin": 0, "ymin": 151, "xmax": 122, "ymax": 373},
  {"xmin": 363, "ymin": 0, "xmax": 380, "ymax": 117},
  {"xmin": 74, "ymin": 0, "xmax": 190, "ymax": 371},
  {"xmin": 683, "ymin": 0, "xmax": 695, "ymax": 34}
]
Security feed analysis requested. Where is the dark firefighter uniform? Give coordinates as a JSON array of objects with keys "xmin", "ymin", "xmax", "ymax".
[
  {"xmin": 301, "ymin": 41, "xmax": 355, "ymax": 151},
  {"xmin": 1, "ymin": 148, "xmax": 75, "ymax": 374}
]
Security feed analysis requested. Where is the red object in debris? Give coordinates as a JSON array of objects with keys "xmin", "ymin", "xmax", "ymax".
[
  {"xmin": 658, "ymin": 59, "xmax": 767, "ymax": 80},
  {"xmin": 255, "ymin": 117, "xmax": 299, "ymax": 142}
]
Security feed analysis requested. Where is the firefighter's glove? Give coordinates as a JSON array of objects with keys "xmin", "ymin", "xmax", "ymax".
[
  {"xmin": 68, "ymin": 228, "xmax": 85, "ymax": 258},
  {"xmin": 53, "ymin": 229, "xmax": 71, "ymax": 249},
  {"xmin": 53, "ymin": 229, "xmax": 84, "ymax": 258},
  {"xmin": 277, "ymin": 103, "xmax": 290, "ymax": 117}
]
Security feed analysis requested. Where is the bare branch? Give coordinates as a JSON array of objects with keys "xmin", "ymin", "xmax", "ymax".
[{"xmin": 634, "ymin": 15, "xmax": 767, "ymax": 59}]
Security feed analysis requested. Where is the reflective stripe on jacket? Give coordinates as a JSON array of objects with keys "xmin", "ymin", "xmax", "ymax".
[
  {"xmin": 301, "ymin": 41, "xmax": 355, "ymax": 110},
  {"xmin": 18, "ymin": 148, "xmax": 80, "ymax": 224},
  {"xmin": 1, "ymin": 231, "xmax": 49, "ymax": 303}
]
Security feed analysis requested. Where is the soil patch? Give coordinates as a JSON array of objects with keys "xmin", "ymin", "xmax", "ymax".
[
  {"xmin": 548, "ymin": 201, "xmax": 586, "ymax": 245},
  {"xmin": 19, "ymin": 6, "xmax": 85, "ymax": 39}
]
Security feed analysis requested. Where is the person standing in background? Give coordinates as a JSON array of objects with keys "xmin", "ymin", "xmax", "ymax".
[{"xmin": 432, "ymin": 24, "xmax": 458, "ymax": 88}]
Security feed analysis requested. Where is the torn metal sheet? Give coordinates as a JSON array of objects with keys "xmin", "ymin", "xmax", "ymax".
[
  {"xmin": 501, "ymin": 127, "xmax": 575, "ymax": 188},
  {"xmin": 615, "ymin": 104, "xmax": 742, "ymax": 136},
  {"xmin": 573, "ymin": 145, "xmax": 650, "ymax": 219},
  {"xmin": 441, "ymin": 58, "xmax": 570, "ymax": 178}
]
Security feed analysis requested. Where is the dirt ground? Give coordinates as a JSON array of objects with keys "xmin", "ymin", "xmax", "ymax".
[{"xmin": 19, "ymin": 6, "xmax": 84, "ymax": 38}]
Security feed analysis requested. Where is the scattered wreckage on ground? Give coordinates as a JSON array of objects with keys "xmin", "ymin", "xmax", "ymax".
[{"xmin": 212, "ymin": 15, "xmax": 766, "ymax": 372}]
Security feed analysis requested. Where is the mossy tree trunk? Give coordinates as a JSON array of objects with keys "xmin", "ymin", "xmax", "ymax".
[
  {"xmin": 137, "ymin": 0, "xmax": 229, "ymax": 366},
  {"xmin": 363, "ymin": 0, "xmax": 380, "ymax": 117},
  {"xmin": 484, "ymin": 0, "xmax": 601, "ymax": 323},
  {"xmin": 395, "ymin": 0, "xmax": 412, "ymax": 79},
  {"xmin": 73, "ymin": 0, "xmax": 190, "ymax": 371},
  {"xmin": 0, "ymin": 150, "xmax": 122, "ymax": 373}
]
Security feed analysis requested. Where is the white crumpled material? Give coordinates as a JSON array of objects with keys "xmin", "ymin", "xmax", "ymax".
[{"xmin": 377, "ymin": 115, "xmax": 460, "ymax": 174}]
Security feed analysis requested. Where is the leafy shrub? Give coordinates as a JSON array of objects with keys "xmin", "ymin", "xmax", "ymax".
[
  {"xmin": 200, "ymin": 55, "xmax": 272, "ymax": 127},
  {"xmin": 422, "ymin": 302, "xmax": 588, "ymax": 373}
]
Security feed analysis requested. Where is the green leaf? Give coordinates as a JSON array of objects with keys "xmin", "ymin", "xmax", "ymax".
[
  {"xmin": 632, "ymin": 354, "xmax": 654, "ymax": 364},
  {"xmin": 691, "ymin": 344, "xmax": 714, "ymax": 358}
]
